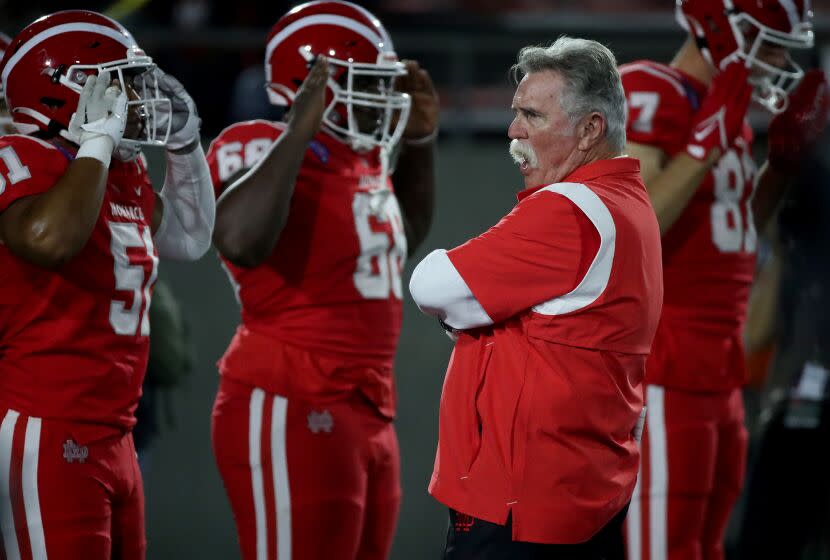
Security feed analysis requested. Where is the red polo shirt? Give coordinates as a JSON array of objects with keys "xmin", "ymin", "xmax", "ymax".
[{"xmin": 429, "ymin": 157, "xmax": 663, "ymax": 543}]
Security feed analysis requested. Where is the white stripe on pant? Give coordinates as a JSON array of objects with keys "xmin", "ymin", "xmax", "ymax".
[
  {"xmin": 0, "ymin": 409, "xmax": 48, "ymax": 560},
  {"xmin": 627, "ymin": 386, "xmax": 668, "ymax": 560},
  {"xmin": 249, "ymin": 389, "xmax": 292, "ymax": 560}
]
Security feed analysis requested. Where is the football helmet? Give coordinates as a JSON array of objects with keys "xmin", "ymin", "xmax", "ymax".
[
  {"xmin": 677, "ymin": 0, "xmax": 814, "ymax": 113},
  {"xmin": 0, "ymin": 32, "xmax": 12, "ymax": 133},
  {"xmin": 0, "ymin": 10, "xmax": 171, "ymax": 150},
  {"xmin": 264, "ymin": 0, "xmax": 411, "ymax": 154}
]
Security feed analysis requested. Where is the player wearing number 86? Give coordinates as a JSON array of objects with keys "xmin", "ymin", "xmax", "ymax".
[
  {"xmin": 619, "ymin": 1, "xmax": 829, "ymax": 559},
  {"xmin": 206, "ymin": 1, "xmax": 437, "ymax": 559},
  {"xmin": 0, "ymin": 10, "xmax": 214, "ymax": 560}
]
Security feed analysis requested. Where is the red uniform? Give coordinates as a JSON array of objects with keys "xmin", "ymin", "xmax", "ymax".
[
  {"xmin": 620, "ymin": 61, "xmax": 755, "ymax": 560},
  {"xmin": 207, "ymin": 121, "xmax": 406, "ymax": 560},
  {"xmin": 0, "ymin": 135, "xmax": 157, "ymax": 560},
  {"xmin": 429, "ymin": 157, "xmax": 663, "ymax": 544}
]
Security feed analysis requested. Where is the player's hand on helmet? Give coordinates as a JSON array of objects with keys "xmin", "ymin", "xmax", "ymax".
[
  {"xmin": 685, "ymin": 61, "xmax": 752, "ymax": 162},
  {"xmin": 767, "ymin": 69, "xmax": 830, "ymax": 174},
  {"xmin": 287, "ymin": 56, "xmax": 329, "ymax": 141},
  {"xmin": 150, "ymin": 68, "xmax": 201, "ymax": 152},
  {"xmin": 395, "ymin": 60, "xmax": 439, "ymax": 141},
  {"xmin": 68, "ymin": 71, "xmax": 128, "ymax": 152}
]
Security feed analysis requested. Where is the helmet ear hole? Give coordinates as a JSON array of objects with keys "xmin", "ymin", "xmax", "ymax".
[{"xmin": 40, "ymin": 97, "xmax": 65, "ymax": 109}]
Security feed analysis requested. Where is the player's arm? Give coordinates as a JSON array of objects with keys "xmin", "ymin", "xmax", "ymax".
[
  {"xmin": 392, "ymin": 61, "xmax": 439, "ymax": 253},
  {"xmin": 409, "ymin": 190, "xmax": 597, "ymax": 330},
  {"xmin": 148, "ymin": 70, "xmax": 215, "ymax": 262},
  {"xmin": 212, "ymin": 57, "xmax": 329, "ymax": 269},
  {"xmin": 751, "ymin": 69, "xmax": 829, "ymax": 232},
  {"xmin": 0, "ymin": 74, "xmax": 127, "ymax": 268},
  {"xmin": 629, "ymin": 142, "xmax": 716, "ymax": 234},
  {"xmin": 626, "ymin": 62, "xmax": 752, "ymax": 234}
]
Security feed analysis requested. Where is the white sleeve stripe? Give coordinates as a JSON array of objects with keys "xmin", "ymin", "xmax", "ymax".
[
  {"xmin": 619, "ymin": 63, "xmax": 685, "ymax": 97},
  {"xmin": 531, "ymin": 182, "xmax": 616, "ymax": 316},
  {"xmin": 408, "ymin": 249, "xmax": 493, "ymax": 330}
]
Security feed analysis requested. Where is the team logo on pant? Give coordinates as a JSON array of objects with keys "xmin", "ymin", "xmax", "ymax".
[
  {"xmin": 307, "ymin": 410, "xmax": 334, "ymax": 434},
  {"xmin": 62, "ymin": 439, "xmax": 89, "ymax": 463}
]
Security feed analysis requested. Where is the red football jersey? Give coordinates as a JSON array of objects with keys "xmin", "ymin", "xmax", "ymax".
[
  {"xmin": 0, "ymin": 135, "xmax": 158, "ymax": 434},
  {"xmin": 206, "ymin": 121, "xmax": 406, "ymax": 417},
  {"xmin": 621, "ymin": 61, "xmax": 757, "ymax": 391}
]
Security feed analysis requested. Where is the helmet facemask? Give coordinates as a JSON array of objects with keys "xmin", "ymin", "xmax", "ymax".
[
  {"xmin": 726, "ymin": 11, "xmax": 814, "ymax": 113},
  {"xmin": 304, "ymin": 50, "xmax": 411, "ymax": 154},
  {"xmin": 60, "ymin": 46, "xmax": 172, "ymax": 151}
]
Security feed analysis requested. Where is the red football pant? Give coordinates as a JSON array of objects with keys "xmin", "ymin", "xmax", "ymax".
[
  {"xmin": 0, "ymin": 408, "xmax": 145, "ymax": 560},
  {"xmin": 211, "ymin": 376, "xmax": 401, "ymax": 560},
  {"xmin": 625, "ymin": 386, "xmax": 747, "ymax": 560}
]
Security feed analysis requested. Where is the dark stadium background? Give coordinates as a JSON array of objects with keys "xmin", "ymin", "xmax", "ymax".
[{"xmin": 3, "ymin": 1, "xmax": 829, "ymax": 557}]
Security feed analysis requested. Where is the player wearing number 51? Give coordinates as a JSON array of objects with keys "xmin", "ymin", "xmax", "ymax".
[
  {"xmin": 618, "ymin": 1, "xmax": 829, "ymax": 559},
  {"xmin": 0, "ymin": 9, "xmax": 214, "ymax": 560},
  {"xmin": 206, "ymin": 1, "xmax": 437, "ymax": 559},
  {"xmin": 409, "ymin": 37, "xmax": 662, "ymax": 558}
]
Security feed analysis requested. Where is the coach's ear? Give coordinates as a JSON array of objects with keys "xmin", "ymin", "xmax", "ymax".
[{"xmin": 577, "ymin": 111, "xmax": 606, "ymax": 152}]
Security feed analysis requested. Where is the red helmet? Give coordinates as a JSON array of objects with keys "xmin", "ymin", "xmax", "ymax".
[
  {"xmin": 265, "ymin": 0, "xmax": 411, "ymax": 153},
  {"xmin": 677, "ymin": 0, "xmax": 814, "ymax": 112},
  {"xmin": 0, "ymin": 32, "xmax": 12, "ymax": 132},
  {"xmin": 0, "ymin": 10, "xmax": 170, "ymax": 147}
]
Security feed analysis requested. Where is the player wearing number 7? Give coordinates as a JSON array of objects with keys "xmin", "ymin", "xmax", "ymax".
[
  {"xmin": 0, "ymin": 10, "xmax": 214, "ymax": 560},
  {"xmin": 205, "ymin": 2, "xmax": 437, "ymax": 559},
  {"xmin": 619, "ymin": 1, "xmax": 829, "ymax": 559}
]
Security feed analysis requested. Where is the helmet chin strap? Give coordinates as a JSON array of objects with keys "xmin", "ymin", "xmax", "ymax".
[{"xmin": 113, "ymin": 143, "xmax": 141, "ymax": 162}]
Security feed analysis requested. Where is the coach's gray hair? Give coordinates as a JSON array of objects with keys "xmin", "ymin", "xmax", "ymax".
[{"xmin": 511, "ymin": 36, "xmax": 626, "ymax": 153}]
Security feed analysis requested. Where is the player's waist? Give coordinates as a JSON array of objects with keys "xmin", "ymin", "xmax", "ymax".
[
  {"xmin": 658, "ymin": 299, "xmax": 748, "ymax": 332},
  {"xmin": 218, "ymin": 326, "xmax": 396, "ymax": 413},
  {"xmin": 239, "ymin": 311, "xmax": 400, "ymax": 361}
]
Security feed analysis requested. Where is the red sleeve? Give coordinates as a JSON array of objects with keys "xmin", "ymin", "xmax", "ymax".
[
  {"xmin": 620, "ymin": 61, "xmax": 693, "ymax": 155},
  {"xmin": 447, "ymin": 190, "xmax": 600, "ymax": 324},
  {"xmin": 0, "ymin": 136, "xmax": 68, "ymax": 213},
  {"xmin": 206, "ymin": 120, "xmax": 285, "ymax": 198}
]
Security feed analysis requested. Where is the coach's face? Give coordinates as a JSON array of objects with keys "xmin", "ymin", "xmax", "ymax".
[{"xmin": 508, "ymin": 70, "xmax": 580, "ymax": 189}]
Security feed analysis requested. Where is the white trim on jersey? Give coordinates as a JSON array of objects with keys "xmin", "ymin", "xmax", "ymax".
[
  {"xmin": 620, "ymin": 63, "xmax": 686, "ymax": 97},
  {"xmin": 22, "ymin": 418, "xmax": 47, "ymax": 560},
  {"xmin": 0, "ymin": 410, "xmax": 21, "ymax": 560},
  {"xmin": 647, "ymin": 385, "xmax": 668, "ymax": 560},
  {"xmin": 249, "ymin": 389, "xmax": 267, "ymax": 560},
  {"xmin": 532, "ymin": 183, "xmax": 615, "ymax": 316},
  {"xmin": 409, "ymin": 248, "xmax": 494, "ymax": 330},
  {"xmin": 270, "ymin": 396, "xmax": 291, "ymax": 560},
  {"xmin": 2, "ymin": 23, "xmax": 135, "ymax": 85}
]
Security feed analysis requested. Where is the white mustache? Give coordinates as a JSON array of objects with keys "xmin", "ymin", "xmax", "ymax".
[{"xmin": 509, "ymin": 139, "xmax": 539, "ymax": 168}]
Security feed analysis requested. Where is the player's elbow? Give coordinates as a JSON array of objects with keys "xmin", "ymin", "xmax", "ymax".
[
  {"xmin": 212, "ymin": 228, "xmax": 269, "ymax": 269},
  {"xmin": 14, "ymin": 218, "xmax": 85, "ymax": 268}
]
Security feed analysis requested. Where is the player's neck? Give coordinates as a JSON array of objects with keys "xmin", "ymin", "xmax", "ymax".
[{"xmin": 671, "ymin": 36, "xmax": 715, "ymax": 88}]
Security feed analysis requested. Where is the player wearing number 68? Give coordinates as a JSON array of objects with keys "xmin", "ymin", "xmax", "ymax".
[
  {"xmin": 618, "ymin": 1, "xmax": 829, "ymax": 559},
  {"xmin": 0, "ymin": 10, "xmax": 214, "ymax": 560},
  {"xmin": 205, "ymin": 2, "xmax": 437, "ymax": 559}
]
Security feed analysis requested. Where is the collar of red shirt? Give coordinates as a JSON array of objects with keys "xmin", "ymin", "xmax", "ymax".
[{"xmin": 517, "ymin": 156, "xmax": 641, "ymax": 202}]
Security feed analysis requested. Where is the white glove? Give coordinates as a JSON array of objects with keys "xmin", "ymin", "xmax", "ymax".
[
  {"xmin": 68, "ymin": 71, "xmax": 128, "ymax": 167},
  {"xmin": 151, "ymin": 69, "xmax": 201, "ymax": 151}
]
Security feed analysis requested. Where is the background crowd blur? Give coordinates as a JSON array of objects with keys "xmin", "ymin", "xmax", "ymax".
[{"xmin": 2, "ymin": 1, "xmax": 829, "ymax": 558}]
